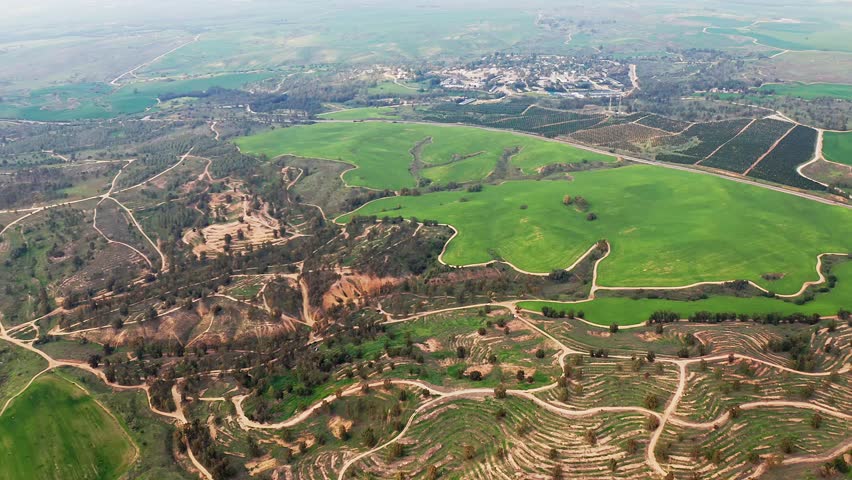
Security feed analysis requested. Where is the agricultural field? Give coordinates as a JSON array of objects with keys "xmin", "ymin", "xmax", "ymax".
[
  {"xmin": 823, "ymin": 131, "xmax": 852, "ymax": 166},
  {"xmin": 654, "ymin": 119, "xmax": 753, "ymax": 164},
  {"xmin": 316, "ymin": 106, "xmax": 406, "ymax": 121},
  {"xmin": 520, "ymin": 258, "xmax": 852, "ymax": 326},
  {"xmin": 234, "ymin": 122, "xmax": 614, "ymax": 189},
  {"xmin": 0, "ymin": 373, "xmax": 136, "ymax": 480},
  {"xmin": 343, "ymin": 165, "xmax": 852, "ymax": 294},
  {"xmin": 748, "ymin": 125, "xmax": 822, "ymax": 189},
  {"xmin": 701, "ymin": 119, "xmax": 793, "ymax": 174},
  {"xmin": 758, "ymin": 82, "xmax": 852, "ymax": 101}
]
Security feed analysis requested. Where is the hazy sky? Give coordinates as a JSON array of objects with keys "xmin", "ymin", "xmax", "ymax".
[{"xmin": 3, "ymin": 0, "xmax": 851, "ymax": 31}]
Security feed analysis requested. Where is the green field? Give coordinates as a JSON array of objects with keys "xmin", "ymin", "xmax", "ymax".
[
  {"xmin": 0, "ymin": 373, "xmax": 136, "ymax": 480},
  {"xmin": 367, "ymin": 81, "xmax": 429, "ymax": 96},
  {"xmin": 317, "ymin": 106, "xmax": 405, "ymax": 121},
  {"xmin": 234, "ymin": 122, "xmax": 614, "ymax": 189},
  {"xmin": 342, "ymin": 165, "xmax": 852, "ymax": 294},
  {"xmin": 758, "ymin": 82, "xmax": 852, "ymax": 101},
  {"xmin": 520, "ymin": 259, "xmax": 852, "ymax": 326},
  {"xmin": 823, "ymin": 131, "xmax": 852, "ymax": 166},
  {"xmin": 708, "ymin": 22, "xmax": 852, "ymax": 53},
  {"xmin": 0, "ymin": 73, "xmax": 272, "ymax": 121}
]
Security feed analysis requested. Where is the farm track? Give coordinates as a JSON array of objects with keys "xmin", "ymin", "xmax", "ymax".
[{"xmin": 796, "ymin": 129, "xmax": 831, "ymax": 188}]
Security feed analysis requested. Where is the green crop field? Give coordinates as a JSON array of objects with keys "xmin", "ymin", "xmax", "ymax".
[
  {"xmin": 0, "ymin": 73, "xmax": 271, "ymax": 121},
  {"xmin": 520, "ymin": 259, "xmax": 852, "ymax": 326},
  {"xmin": 758, "ymin": 82, "xmax": 852, "ymax": 101},
  {"xmin": 367, "ymin": 81, "xmax": 428, "ymax": 96},
  {"xmin": 234, "ymin": 122, "xmax": 614, "ymax": 189},
  {"xmin": 342, "ymin": 165, "xmax": 852, "ymax": 294},
  {"xmin": 822, "ymin": 131, "xmax": 852, "ymax": 166},
  {"xmin": 317, "ymin": 106, "xmax": 405, "ymax": 120},
  {"xmin": 0, "ymin": 373, "xmax": 136, "ymax": 480}
]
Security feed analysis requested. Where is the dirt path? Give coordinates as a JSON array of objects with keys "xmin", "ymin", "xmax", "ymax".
[
  {"xmin": 41, "ymin": 149, "xmax": 71, "ymax": 162},
  {"xmin": 646, "ymin": 361, "xmax": 687, "ymax": 476},
  {"xmin": 671, "ymin": 399, "xmax": 852, "ymax": 430},
  {"xmin": 796, "ymin": 128, "xmax": 830, "ymax": 188},
  {"xmin": 298, "ymin": 277, "xmax": 314, "ymax": 325},
  {"xmin": 209, "ymin": 121, "xmax": 220, "ymax": 141},
  {"xmin": 627, "ymin": 64, "xmax": 640, "ymax": 96},
  {"xmin": 92, "ymin": 199, "xmax": 154, "ymax": 268},
  {"xmin": 1, "ymin": 148, "xmax": 194, "ymax": 272}
]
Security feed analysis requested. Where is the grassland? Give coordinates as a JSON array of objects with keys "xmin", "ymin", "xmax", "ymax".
[
  {"xmin": 823, "ymin": 131, "xmax": 852, "ymax": 166},
  {"xmin": 0, "ymin": 73, "xmax": 271, "ymax": 121},
  {"xmin": 0, "ymin": 373, "xmax": 136, "ymax": 480},
  {"xmin": 234, "ymin": 122, "xmax": 614, "ymax": 189},
  {"xmin": 343, "ymin": 165, "xmax": 852, "ymax": 294}
]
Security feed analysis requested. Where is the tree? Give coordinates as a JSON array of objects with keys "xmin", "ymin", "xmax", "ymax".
[
  {"xmin": 584, "ymin": 428, "xmax": 597, "ymax": 445},
  {"xmin": 647, "ymin": 415, "xmax": 661, "ymax": 431},
  {"xmin": 609, "ymin": 323, "xmax": 619, "ymax": 333},
  {"xmin": 87, "ymin": 354, "xmax": 101, "ymax": 369},
  {"xmin": 779, "ymin": 436, "xmax": 796, "ymax": 454},
  {"xmin": 362, "ymin": 427, "xmax": 377, "ymax": 448},
  {"xmin": 386, "ymin": 442, "xmax": 404, "ymax": 462},
  {"xmin": 462, "ymin": 444, "xmax": 475, "ymax": 460},
  {"xmin": 494, "ymin": 385, "xmax": 507, "ymax": 399},
  {"xmin": 811, "ymin": 412, "xmax": 823, "ymax": 429},
  {"xmin": 644, "ymin": 393, "xmax": 659, "ymax": 410},
  {"xmin": 551, "ymin": 465, "xmax": 563, "ymax": 480},
  {"xmin": 646, "ymin": 351, "xmax": 656, "ymax": 363},
  {"xmin": 426, "ymin": 465, "xmax": 438, "ymax": 480}
]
